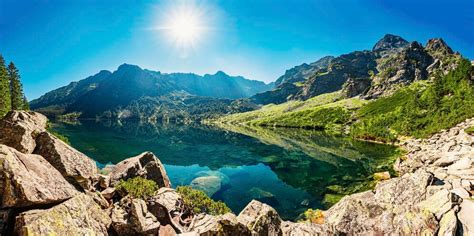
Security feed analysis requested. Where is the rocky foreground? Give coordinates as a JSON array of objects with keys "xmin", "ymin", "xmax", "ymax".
[{"xmin": 0, "ymin": 111, "xmax": 473, "ymax": 235}]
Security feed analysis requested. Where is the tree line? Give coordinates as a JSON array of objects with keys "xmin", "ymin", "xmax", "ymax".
[{"xmin": 0, "ymin": 54, "xmax": 29, "ymax": 117}]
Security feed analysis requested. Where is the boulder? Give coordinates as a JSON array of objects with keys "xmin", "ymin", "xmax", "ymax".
[
  {"xmin": 0, "ymin": 144, "xmax": 78, "ymax": 208},
  {"xmin": 416, "ymin": 189, "xmax": 460, "ymax": 219},
  {"xmin": 237, "ymin": 200, "xmax": 282, "ymax": 235},
  {"xmin": 280, "ymin": 221, "xmax": 328, "ymax": 236},
  {"xmin": 190, "ymin": 175, "xmax": 222, "ymax": 196},
  {"xmin": 98, "ymin": 174, "xmax": 110, "ymax": 189},
  {"xmin": 111, "ymin": 197, "xmax": 160, "ymax": 236},
  {"xmin": 0, "ymin": 111, "xmax": 47, "ymax": 153},
  {"xmin": 109, "ymin": 152, "xmax": 171, "ymax": 188},
  {"xmin": 437, "ymin": 209, "xmax": 457, "ymax": 236},
  {"xmin": 458, "ymin": 199, "xmax": 474, "ymax": 236},
  {"xmin": 101, "ymin": 187, "xmax": 116, "ymax": 200},
  {"xmin": 188, "ymin": 213, "xmax": 250, "ymax": 235},
  {"xmin": 34, "ymin": 131, "xmax": 98, "ymax": 190},
  {"xmin": 15, "ymin": 194, "xmax": 111, "ymax": 236},
  {"xmin": 147, "ymin": 188, "xmax": 186, "ymax": 233}
]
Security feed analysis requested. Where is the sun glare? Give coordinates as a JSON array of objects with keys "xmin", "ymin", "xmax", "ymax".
[{"xmin": 154, "ymin": 1, "xmax": 210, "ymax": 56}]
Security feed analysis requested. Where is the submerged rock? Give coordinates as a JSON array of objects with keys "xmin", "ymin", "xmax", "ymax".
[
  {"xmin": 109, "ymin": 152, "xmax": 171, "ymax": 188},
  {"xmin": 0, "ymin": 144, "xmax": 78, "ymax": 208},
  {"xmin": 0, "ymin": 111, "xmax": 47, "ymax": 153},
  {"xmin": 34, "ymin": 131, "xmax": 98, "ymax": 190},
  {"xmin": 15, "ymin": 194, "xmax": 111, "ymax": 235},
  {"xmin": 190, "ymin": 175, "xmax": 222, "ymax": 196}
]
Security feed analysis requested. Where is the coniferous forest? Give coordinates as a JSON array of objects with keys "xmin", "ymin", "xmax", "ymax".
[{"xmin": 0, "ymin": 54, "xmax": 28, "ymax": 117}]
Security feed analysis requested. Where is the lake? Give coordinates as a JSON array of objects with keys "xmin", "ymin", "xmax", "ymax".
[{"xmin": 51, "ymin": 120, "xmax": 399, "ymax": 220}]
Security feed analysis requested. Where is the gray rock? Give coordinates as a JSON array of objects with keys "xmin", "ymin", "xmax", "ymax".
[
  {"xmin": 188, "ymin": 213, "xmax": 250, "ymax": 235},
  {"xmin": 15, "ymin": 194, "xmax": 111, "ymax": 236},
  {"xmin": 0, "ymin": 111, "xmax": 47, "ymax": 153},
  {"xmin": 190, "ymin": 175, "xmax": 222, "ymax": 196},
  {"xmin": 147, "ymin": 188, "xmax": 185, "ymax": 233},
  {"xmin": 101, "ymin": 187, "xmax": 116, "ymax": 200},
  {"xmin": 416, "ymin": 189, "xmax": 459, "ymax": 219},
  {"xmin": 280, "ymin": 221, "xmax": 328, "ymax": 236},
  {"xmin": 110, "ymin": 152, "xmax": 171, "ymax": 188},
  {"xmin": 0, "ymin": 144, "xmax": 78, "ymax": 208},
  {"xmin": 237, "ymin": 200, "xmax": 282, "ymax": 236},
  {"xmin": 34, "ymin": 131, "xmax": 98, "ymax": 190},
  {"xmin": 458, "ymin": 199, "xmax": 474, "ymax": 236},
  {"xmin": 111, "ymin": 197, "xmax": 160, "ymax": 236},
  {"xmin": 451, "ymin": 187, "xmax": 471, "ymax": 199},
  {"xmin": 437, "ymin": 209, "xmax": 457, "ymax": 236}
]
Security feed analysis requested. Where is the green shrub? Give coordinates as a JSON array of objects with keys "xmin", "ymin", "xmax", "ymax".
[
  {"xmin": 351, "ymin": 59, "xmax": 474, "ymax": 142},
  {"xmin": 177, "ymin": 186, "xmax": 231, "ymax": 215},
  {"xmin": 465, "ymin": 126, "xmax": 474, "ymax": 135},
  {"xmin": 301, "ymin": 209, "xmax": 324, "ymax": 224},
  {"xmin": 115, "ymin": 177, "xmax": 158, "ymax": 199}
]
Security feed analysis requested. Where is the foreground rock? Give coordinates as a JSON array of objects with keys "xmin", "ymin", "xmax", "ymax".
[
  {"xmin": 109, "ymin": 152, "xmax": 171, "ymax": 188},
  {"xmin": 15, "ymin": 194, "xmax": 111, "ymax": 235},
  {"xmin": 0, "ymin": 111, "xmax": 47, "ymax": 153},
  {"xmin": 111, "ymin": 197, "xmax": 160, "ymax": 236},
  {"xmin": 0, "ymin": 144, "xmax": 78, "ymax": 208},
  {"xmin": 237, "ymin": 200, "xmax": 282, "ymax": 235},
  {"xmin": 34, "ymin": 131, "xmax": 98, "ymax": 190}
]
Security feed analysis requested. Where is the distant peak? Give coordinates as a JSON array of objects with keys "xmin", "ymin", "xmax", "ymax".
[
  {"xmin": 117, "ymin": 63, "xmax": 142, "ymax": 72},
  {"xmin": 425, "ymin": 38, "xmax": 454, "ymax": 54},
  {"xmin": 215, "ymin": 70, "xmax": 228, "ymax": 76},
  {"xmin": 372, "ymin": 34, "xmax": 409, "ymax": 52}
]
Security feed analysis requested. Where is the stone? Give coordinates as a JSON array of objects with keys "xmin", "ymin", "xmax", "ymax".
[
  {"xmin": 86, "ymin": 190, "xmax": 110, "ymax": 209},
  {"xmin": 188, "ymin": 213, "xmax": 250, "ymax": 235},
  {"xmin": 458, "ymin": 199, "xmax": 474, "ymax": 236},
  {"xmin": 0, "ymin": 111, "xmax": 47, "ymax": 153},
  {"xmin": 190, "ymin": 175, "xmax": 222, "ymax": 196},
  {"xmin": 416, "ymin": 189, "xmax": 459, "ymax": 220},
  {"xmin": 15, "ymin": 194, "xmax": 111, "ymax": 236},
  {"xmin": 109, "ymin": 152, "xmax": 171, "ymax": 188},
  {"xmin": 280, "ymin": 221, "xmax": 328, "ymax": 236},
  {"xmin": 451, "ymin": 187, "xmax": 471, "ymax": 199},
  {"xmin": 34, "ymin": 131, "xmax": 98, "ymax": 190},
  {"xmin": 447, "ymin": 157, "xmax": 472, "ymax": 171},
  {"xmin": 0, "ymin": 144, "xmax": 78, "ymax": 208},
  {"xmin": 437, "ymin": 209, "xmax": 457, "ymax": 236},
  {"xmin": 237, "ymin": 200, "xmax": 282, "ymax": 235},
  {"xmin": 434, "ymin": 152, "xmax": 462, "ymax": 167},
  {"xmin": 98, "ymin": 174, "xmax": 110, "ymax": 189},
  {"xmin": 111, "ymin": 197, "xmax": 160, "ymax": 236},
  {"xmin": 147, "ymin": 188, "xmax": 185, "ymax": 233},
  {"xmin": 373, "ymin": 171, "xmax": 391, "ymax": 181},
  {"xmin": 101, "ymin": 187, "xmax": 116, "ymax": 200}
]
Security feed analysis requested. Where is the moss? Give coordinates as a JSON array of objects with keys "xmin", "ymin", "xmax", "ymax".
[
  {"xmin": 115, "ymin": 177, "xmax": 158, "ymax": 199},
  {"xmin": 301, "ymin": 209, "xmax": 324, "ymax": 224},
  {"xmin": 177, "ymin": 186, "xmax": 231, "ymax": 215},
  {"xmin": 465, "ymin": 126, "xmax": 474, "ymax": 135}
]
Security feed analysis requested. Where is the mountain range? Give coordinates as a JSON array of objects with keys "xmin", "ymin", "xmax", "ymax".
[{"xmin": 30, "ymin": 65, "xmax": 273, "ymax": 120}]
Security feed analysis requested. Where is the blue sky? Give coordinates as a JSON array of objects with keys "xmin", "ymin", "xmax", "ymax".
[{"xmin": 1, "ymin": 0, "xmax": 473, "ymax": 100}]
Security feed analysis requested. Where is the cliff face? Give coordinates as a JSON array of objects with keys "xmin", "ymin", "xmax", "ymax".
[
  {"xmin": 252, "ymin": 34, "xmax": 460, "ymax": 105},
  {"xmin": 1, "ymin": 111, "xmax": 473, "ymax": 235}
]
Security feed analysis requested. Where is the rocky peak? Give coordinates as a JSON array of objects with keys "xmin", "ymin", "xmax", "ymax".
[
  {"xmin": 372, "ymin": 34, "xmax": 409, "ymax": 52},
  {"xmin": 425, "ymin": 38, "xmax": 454, "ymax": 56}
]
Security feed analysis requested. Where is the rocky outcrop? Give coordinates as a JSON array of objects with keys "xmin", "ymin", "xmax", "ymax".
[
  {"xmin": 15, "ymin": 194, "xmax": 111, "ymax": 236},
  {"xmin": 111, "ymin": 197, "xmax": 160, "ymax": 235},
  {"xmin": 0, "ymin": 144, "xmax": 78, "ymax": 208},
  {"xmin": 274, "ymin": 56, "xmax": 334, "ymax": 87},
  {"xmin": 109, "ymin": 152, "xmax": 171, "ymax": 188},
  {"xmin": 0, "ymin": 111, "xmax": 47, "ymax": 153},
  {"xmin": 341, "ymin": 77, "xmax": 371, "ymax": 98},
  {"xmin": 34, "ymin": 131, "xmax": 98, "ymax": 190},
  {"xmin": 372, "ymin": 33, "xmax": 409, "ymax": 56},
  {"xmin": 188, "ymin": 213, "xmax": 250, "ymax": 235},
  {"xmin": 237, "ymin": 200, "xmax": 282, "ymax": 235}
]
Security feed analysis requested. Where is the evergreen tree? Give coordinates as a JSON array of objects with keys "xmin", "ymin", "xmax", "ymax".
[
  {"xmin": 8, "ymin": 62, "xmax": 27, "ymax": 110},
  {"xmin": 0, "ymin": 55, "xmax": 11, "ymax": 117}
]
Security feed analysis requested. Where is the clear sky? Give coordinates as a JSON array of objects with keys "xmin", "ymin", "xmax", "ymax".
[{"xmin": 1, "ymin": 0, "xmax": 473, "ymax": 100}]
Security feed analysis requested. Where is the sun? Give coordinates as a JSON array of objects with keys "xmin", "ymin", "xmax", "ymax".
[{"xmin": 155, "ymin": 2, "xmax": 209, "ymax": 54}]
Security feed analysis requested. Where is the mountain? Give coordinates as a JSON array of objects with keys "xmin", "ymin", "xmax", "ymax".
[
  {"xmin": 30, "ymin": 64, "xmax": 273, "ymax": 119},
  {"xmin": 250, "ymin": 34, "xmax": 458, "ymax": 105}
]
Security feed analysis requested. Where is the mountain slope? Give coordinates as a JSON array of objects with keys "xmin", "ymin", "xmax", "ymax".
[{"xmin": 31, "ymin": 64, "xmax": 273, "ymax": 119}]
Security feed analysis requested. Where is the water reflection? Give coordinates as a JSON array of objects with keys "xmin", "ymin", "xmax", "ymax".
[{"xmin": 51, "ymin": 120, "xmax": 398, "ymax": 220}]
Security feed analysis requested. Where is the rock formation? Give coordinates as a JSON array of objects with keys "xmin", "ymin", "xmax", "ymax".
[{"xmin": 1, "ymin": 111, "xmax": 473, "ymax": 235}]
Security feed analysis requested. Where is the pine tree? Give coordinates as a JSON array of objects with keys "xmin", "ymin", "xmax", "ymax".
[
  {"xmin": 0, "ymin": 55, "xmax": 11, "ymax": 117},
  {"xmin": 8, "ymin": 62, "xmax": 27, "ymax": 110}
]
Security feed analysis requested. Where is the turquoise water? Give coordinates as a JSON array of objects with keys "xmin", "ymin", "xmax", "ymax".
[{"xmin": 51, "ymin": 120, "xmax": 398, "ymax": 220}]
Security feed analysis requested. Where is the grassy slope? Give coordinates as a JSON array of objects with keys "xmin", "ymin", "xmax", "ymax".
[
  {"xmin": 216, "ymin": 91, "xmax": 367, "ymax": 131},
  {"xmin": 217, "ymin": 59, "xmax": 473, "ymax": 143}
]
